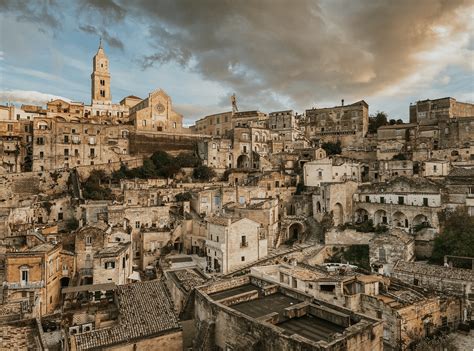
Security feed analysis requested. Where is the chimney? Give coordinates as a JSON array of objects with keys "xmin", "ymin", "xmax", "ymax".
[{"xmin": 341, "ymin": 99, "xmax": 344, "ymax": 106}]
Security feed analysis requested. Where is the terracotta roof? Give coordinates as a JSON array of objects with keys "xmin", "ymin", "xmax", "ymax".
[{"xmin": 74, "ymin": 280, "xmax": 181, "ymax": 350}]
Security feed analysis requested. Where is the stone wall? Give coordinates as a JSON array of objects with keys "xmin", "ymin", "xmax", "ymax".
[
  {"xmin": 325, "ymin": 228, "xmax": 375, "ymax": 245},
  {"xmin": 129, "ymin": 132, "xmax": 206, "ymax": 156}
]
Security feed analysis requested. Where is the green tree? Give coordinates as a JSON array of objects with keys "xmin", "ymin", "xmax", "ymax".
[
  {"xmin": 175, "ymin": 192, "xmax": 192, "ymax": 202},
  {"xmin": 431, "ymin": 208, "xmax": 474, "ymax": 265},
  {"xmin": 321, "ymin": 141, "xmax": 342, "ymax": 155},
  {"xmin": 175, "ymin": 152, "xmax": 200, "ymax": 168},
  {"xmin": 193, "ymin": 165, "xmax": 216, "ymax": 181},
  {"xmin": 368, "ymin": 111, "xmax": 388, "ymax": 134},
  {"xmin": 392, "ymin": 153, "xmax": 407, "ymax": 160},
  {"xmin": 82, "ymin": 170, "xmax": 113, "ymax": 200}
]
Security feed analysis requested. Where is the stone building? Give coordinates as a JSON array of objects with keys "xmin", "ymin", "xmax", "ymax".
[
  {"xmin": 3, "ymin": 242, "xmax": 75, "ymax": 316},
  {"xmin": 268, "ymin": 110, "xmax": 298, "ymax": 141},
  {"xmin": 46, "ymin": 99, "xmax": 84, "ymax": 120},
  {"xmin": 198, "ymin": 137, "xmax": 233, "ymax": 169},
  {"xmin": 422, "ymin": 159, "xmax": 450, "ymax": 177},
  {"xmin": 369, "ymin": 228, "xmax": 415, "ymax": 275},
  {"xmin": 305, "ymin": 100, "xmax": 369, "ymax": 147},
  {"xmin": 193, "ymin": 274, "xmax": 383, "ymax": 350},
  {"xmin": 192, "ymin": 111, "xmax": 233, "ymax": 136},
  {"xmin": 312, "ymin": 180, "xmax": 359, "ymax": 226},
  {"xmin": 303, "ymin": 157, "xmax": 363, "ymax": 187},
  {"xmin": 205, "ymin": 216, "xmax": 267, "ymax": 274},
  {"xmin": 32, "ymin": 116, "xmax": 130, "ymax": 171},
  {"xmin": 359, "ymin": 280, "xmax": 463, "ymax": 350},
  {"xmin": 409, "ymin": 97, "xmax": 474, "ymax": 124},
  {"xmin": 70, "ymin": 280, "xmax": 183, "ymax": 350},
  {"xmin": 84, "ymin": 41, "xmax": 129, "ymax": 121},
  {"xmin": 0, "ymin": 118, "xmax": 32, "ymax": 173},
  {"xmin": 92, "ymin": 242, "xmax": 132, "ymax": 285},
  {"xmin": 392, "ymin": 261, "xmax": 474, "ymax": 298},
  {"xmin": 129, "ymin": 89, "xmax": 185, "ymax": 133},
  {"xmin": 376, "ymin": 123, "xmax": 416, "ymax": 161},
  {"xmin": 353, "ymin": 177, "xmax": 442, "ymax": 232}
]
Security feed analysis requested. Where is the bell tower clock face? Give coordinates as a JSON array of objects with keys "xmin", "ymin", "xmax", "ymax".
[{"xmin": 155, "ymin": 103, "xmax": 165, "ymax": 114}]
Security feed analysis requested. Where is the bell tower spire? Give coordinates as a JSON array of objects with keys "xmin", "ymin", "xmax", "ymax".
[{"xmin": 91, "ymin": 38, "xmax": 111, "ymax": 105}]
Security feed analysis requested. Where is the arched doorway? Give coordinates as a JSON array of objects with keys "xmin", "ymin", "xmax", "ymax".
[
  {"xmin": 237, "ymin": 154, "xmax": 250, "ymax": 168},
  {"xmin": 413, "ymin": 214, "xmax": 429, "ymax": 228},
  {"xmin": 393, "ymin": 211, "xmax": 408, "ymax": 228},
  {"xmin": 316, "ymin": 201, "xmax": 322, "ymax": 213},
  {"xmin": 288, "ymin": 222, "xmax": 304, "ymax": 241},
  {"xmin": 333, "ymin": 203, "xmax": 344, "ymax": 225},
  {"xmin": 60, "ymin": 277, "xmax": 70, "ymax": 288},
  {"xmin": 374, "ymin": 210, "xmax": 388, "ymax": 226},
  {"xmin": 355, "ymin": 208, "xmax": 369, "ymax": 224}
]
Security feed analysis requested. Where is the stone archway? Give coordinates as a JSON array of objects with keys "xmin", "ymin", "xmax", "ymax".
[
  {"xmin": 413, "ymin": 214, "xmax": 429, "ymax": 228},
  {"xmin": 237, "ymin": 154, "xmax": 250, "ymax": 168},
  {"xmin": 393, "ymin": 211, "xmax": 408, "ymax": 228},
  {"xmin": 288, "ymin": 222, "xmax": 304, "ymax": 241},
  {"xmin": 355, "ymin": 208, "xmax": 369, "ymax": 224},
  {"xmin": 333, "ymin": 203, "xmax": 344, "ymax": 225},
  {"xmin": 374, "ymin": 210, "xmax": 388, "ymax": 226}
]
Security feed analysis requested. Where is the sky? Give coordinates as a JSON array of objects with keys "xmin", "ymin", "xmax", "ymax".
[{"xmin": 0, "ymin": 0, "xmax": 473, "ymax": 125}]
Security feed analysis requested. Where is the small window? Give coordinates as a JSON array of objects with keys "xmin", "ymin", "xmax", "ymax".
[
  {"xmin": 423, "ymin": 198, "xmax": 428, "ymax": 206},
  {"xmin": 85, "ymin": 236, "xmax": 92, "ymax": 245},
  {"xmin": 105, "ymin": 261, "xmax": 115, "ymax": 269},
  {"xmin": 241, "ymin": 256, "xmax": 245, "ymax": 262},
  {"xmin": 380, "ymin": 197, "xmax": 385, "ymax": 204}
]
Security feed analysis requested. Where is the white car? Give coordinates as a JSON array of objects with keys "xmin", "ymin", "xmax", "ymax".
[{"xmin": 322, "ymin": 262, "xmax": 358, "ymax": 272}]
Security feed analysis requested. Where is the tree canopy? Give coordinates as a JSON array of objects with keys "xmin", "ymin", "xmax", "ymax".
[{"xmin": 431, "ymin": 208, "xmax": 474, "ymax": 266}]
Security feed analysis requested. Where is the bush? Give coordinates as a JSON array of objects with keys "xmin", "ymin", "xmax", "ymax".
[
  {"xmin": 192, "ymin": 165, "xmax": 216, "ymax": 181},
  {"xmin": 392, "ymin": 153, "xmax": 407, "ymax": 160},
  {"xmin": 82, "ymin": 170, "xmax": 113, "ymax": 200},
  {"xmin": 66, "ymin": 218, "xmax": 79, "ymax": 231},
  {"xmin": 431, "ymin": 208, "xmax": 474, "ymax": 266},
  {"xmin": 321, "ymin": 141, "xmax": 342, "ymax": 156},
  {"xmin": 175, "ymin": 192, "xmax": 192, "ymax": 202}
]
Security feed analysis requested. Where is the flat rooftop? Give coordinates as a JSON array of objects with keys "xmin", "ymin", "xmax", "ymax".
[
  {"xmin": 209, "ymin": 283, "xmax": 258, "ymax": 301},
  {"xmin": 232, "ymin": 292, "xmax": 299, "ymax": 318},
  {"xmin": 203, "ymin": 277, "xmax": 358, "ymax": 345},
  {"xmin": 279, "ymin": 315, "xmax": 345, "ymax": 342}
]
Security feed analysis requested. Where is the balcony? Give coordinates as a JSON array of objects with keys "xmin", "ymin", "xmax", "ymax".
[{"xmin": 4, "ymin": 281, "xmax": 44, "ymax": 289}]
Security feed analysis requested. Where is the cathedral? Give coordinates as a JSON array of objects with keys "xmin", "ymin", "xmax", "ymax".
[{"xmin": 85, "ymin": 39, "xmax": 185, "ymax": 133}]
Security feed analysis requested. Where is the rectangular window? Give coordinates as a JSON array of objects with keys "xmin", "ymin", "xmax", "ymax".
[
  {"xmin": 64, "ymin": 149, "xmax": 69, "ymax": 156},
  {"xmin": 39, "ymin": 151, "xmax": 44, "ymax": 159},
  {"xmin": 398, "ymin": 196, "xmax": 404, "ymax": 205},
  {"xmin": 241, "ymin": 256, "xmax": 245, "ymax": 262},
  {"xmin": 7, "ymin": 124, "xmax": 13, "ymax": 132},
  {"xmin": 241, "ymin": 236, "xmax": 247, "ymax": 247},
  {"xmin": 90, "ymin": 148, "xmax": 95, "ymax": 157},
  {"xmin": 365, "ymin": 196, "xmax": 370, "ymax": 202},
  {"xmin": 64, "ymin": 135, "xmax": 69, "ymax": 143},
  {"xmin": 105, "ymin": 261, "xmax": 115, "ymax": 269},
  {"xmin": 86, "ymin": 236, "xmax": 92, "ymax": 245},
  {"xmin": 423, "ymin": 198, "xmax": 428, "ymax": 206},
  {"xmin": 135, "ymin": 221, "xmax": 140, "ymax": 228},
  {"xmin": 380, "ymin": 197, "xmax": 385, "ymax": 204},
  {"xmin": 21, "ymin": 270, "xmax": 29, "ymax": 283}
]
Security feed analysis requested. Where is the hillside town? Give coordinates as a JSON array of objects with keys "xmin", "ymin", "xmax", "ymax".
[{"xmin": 0, "ymin": 42, "xmax": 473, "ymax": 351}]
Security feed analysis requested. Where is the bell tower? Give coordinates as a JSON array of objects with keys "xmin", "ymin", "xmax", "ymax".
[{"xmin": 91, "ymin": 38, "xmax": 111, "ymax": 105}]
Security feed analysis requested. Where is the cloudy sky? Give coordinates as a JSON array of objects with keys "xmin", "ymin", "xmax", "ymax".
[{"xmin": 0, "ymin": 0, "xmax": 473, "ymax": 124}]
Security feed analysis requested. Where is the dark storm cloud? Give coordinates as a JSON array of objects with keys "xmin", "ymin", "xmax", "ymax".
[
  {"xmin": 78, "ymin": 0, "xmax": 125, "ymax": 22},
  {"xmin": 78, "ymin": 24, "xmax": 124, "ymax": 50},
  {"xmin": 0, "ymin": 0, "xmax": 61, "ymax": 29},
  {"xmin": 76, "ymin": 0, "xmax": 472, "ymax": 109}
]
